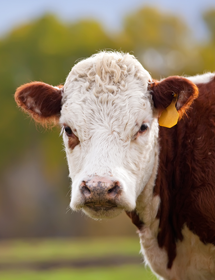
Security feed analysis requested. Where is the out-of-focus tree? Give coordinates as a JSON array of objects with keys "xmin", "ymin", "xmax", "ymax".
[
  {"xmin": 204, "ymin": 10, "xmax": 215, "ymax": 43},
  {"xmin": 0, "ymin": 14, "xmax": 115, "ymax": 171},
  {"xmin": 122, "ymin": 6, "xmax": 200, "ymax": 77},
  {"xmin": 124, "ymin": 7, "xmax": 188, "ymax": 50},
  {"xmin": 199, "ymin": 10, "xmax": 215, "ymax": 72}
]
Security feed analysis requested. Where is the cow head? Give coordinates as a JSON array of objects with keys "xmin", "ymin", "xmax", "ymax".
[{"xmin": 15, "ymin": 52, "xmax": 198, "ymax": 220}]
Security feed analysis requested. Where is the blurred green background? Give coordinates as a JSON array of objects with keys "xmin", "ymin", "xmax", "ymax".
[{"xmin": 0, "ymin": 1, "xmax": 215, "ymax": 279}]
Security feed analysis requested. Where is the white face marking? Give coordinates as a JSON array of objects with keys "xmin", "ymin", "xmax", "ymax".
[{"xmin": 60, "ymin": 52, "xmax": 159, "ymax": 219}]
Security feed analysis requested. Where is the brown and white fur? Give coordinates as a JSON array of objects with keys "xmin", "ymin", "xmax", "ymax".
[{"xmin": 15, "ymin": 52, "xmax": 215, "ymax": 280}]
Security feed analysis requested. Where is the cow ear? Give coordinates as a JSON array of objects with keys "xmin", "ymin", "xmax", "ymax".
[
  {"xmin": 149, "ymin": 76, "xmax": 199, "ymax": 127},
  {"xmin": 15, "ymin": 82, "xmax": 63, "ymax": 126}
]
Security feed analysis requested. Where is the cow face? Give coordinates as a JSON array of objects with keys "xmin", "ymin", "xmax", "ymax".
[
  {"xmin": 15, "ymin": 52, "xmax": 198, "ymax": 220},
  {"xmin": 60, "ymin": 53, "xmax": 158, "ymax": 219}
]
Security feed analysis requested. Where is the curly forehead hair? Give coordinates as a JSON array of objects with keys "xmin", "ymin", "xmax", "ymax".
[{"xmin": 63, "ymin": 51, "xmax": 152, "ymax": 99}]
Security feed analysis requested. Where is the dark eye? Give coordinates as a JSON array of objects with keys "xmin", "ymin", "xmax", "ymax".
[
  {"xmin": 139, "ymin": 124, "xmax": 148, "ymax": 133},
  {"xmin": 64, "ymin": 126, "xmax": 73, "ymax": 136}
]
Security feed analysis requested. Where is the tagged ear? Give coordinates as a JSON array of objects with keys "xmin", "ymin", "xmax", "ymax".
[
  {"xmin": 15, "ymin": 82, "xmax": 63, "ymax": 126},
  {"xmin": 149, "ymin": 76, "xmax": 199, "ymax": 127}
]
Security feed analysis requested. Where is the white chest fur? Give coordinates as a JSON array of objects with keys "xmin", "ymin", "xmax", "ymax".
[{"xmin": 139, "ymin": 223, "xmax": 215, "ymax": 280}]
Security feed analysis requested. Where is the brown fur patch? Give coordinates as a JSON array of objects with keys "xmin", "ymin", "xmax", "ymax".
[
  {"xmin": 126, "ymin": 211, "xmax": 144, "ymax": 230},
  {"xmin": 68, "ymin": 135, "xmax": 80, "ymax": 150},
  {"xmin": 149, "ymin": 76, "xmax": 199, "ymax": 120},
  {"xmin": 14, "ymin": 82, "xmax": 62, "ymax": 126},
  {"xmin": 153, "ymin": 76, "xmax": 215, "ymax": 268}
]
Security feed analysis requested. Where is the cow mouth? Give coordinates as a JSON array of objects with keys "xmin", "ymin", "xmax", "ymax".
[
  {"xmin": 85, "ymin": 202, "xmax": 117, "ymax": 212},
  {"xmin": 80, "ymin": 201, "xmax": 125, "ymax": 219}
]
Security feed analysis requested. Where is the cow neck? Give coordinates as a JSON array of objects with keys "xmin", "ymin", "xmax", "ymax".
[
  {"xmin": 154, "ymin": 125, "xmax": 179, "ymax": 268},
  {"xmin": 135, "ymin": 125, "xmax": 179, "ymax": 269}
]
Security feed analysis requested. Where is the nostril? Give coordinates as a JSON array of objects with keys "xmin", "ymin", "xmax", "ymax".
[
  {"xmin": 81, "ymin": 185, "xmax": 91, "ymax": 197},
  {"xmin": 107, "ymin": 184, "xmax": 120, "ymax": 196}
]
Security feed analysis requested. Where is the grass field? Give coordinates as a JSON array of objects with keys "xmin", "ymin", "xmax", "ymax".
[
  {"xmin": 0, "ymin": 266, "xmax": 157, "ymax": 280},
  {"xmin": 0, "ymin": 237, "xmax": 157, "ymax": 280}
]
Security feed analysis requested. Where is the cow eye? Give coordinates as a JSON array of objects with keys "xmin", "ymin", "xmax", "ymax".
[
  {"xmin": 139, "ymin": 124, "xmax": 148, "ymax": 133},
  {"xmin": 64, "ymin": 126, "xmax": 73, "ymax": 136}
]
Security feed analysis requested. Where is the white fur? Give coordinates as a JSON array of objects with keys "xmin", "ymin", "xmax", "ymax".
[
  {"xmin": 60, "ymin": 52, "xmax": 158, "ymax": 219},
  {"xmin": 59, "ymin": 52, "xmax": 215, "ymax": 279},
  {"xmin": 135, "ymin": 140, "xmax": 170, "ymax": 279},
  {"xmin": 186, "ymin": 73, "xmax": 215, "ymax": 84},
  {"xmin": 139, "ymin": 223, "xmax": 215, "ymax": 280},
  {"xmin": 171, "ymin": 226, "xmax": 215, "ymax": 280}
]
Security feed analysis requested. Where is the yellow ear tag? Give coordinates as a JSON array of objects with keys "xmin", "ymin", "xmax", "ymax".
[{"xmin": 158, "ymin": 94, "xmax": 179, "ymax": 128}]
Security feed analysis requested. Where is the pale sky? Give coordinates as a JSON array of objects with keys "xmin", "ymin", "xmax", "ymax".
[{"xmin": 1, "ymin": 0, "xmax": 215, "ymax": 40}]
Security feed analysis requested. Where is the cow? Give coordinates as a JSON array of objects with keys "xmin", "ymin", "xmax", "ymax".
[{"xmin": 14, "ymin": 51, "xmax": 215, "ymax": 280}]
